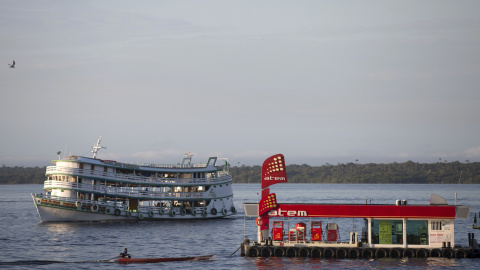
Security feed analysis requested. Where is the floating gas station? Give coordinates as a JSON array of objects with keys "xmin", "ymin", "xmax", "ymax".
[{"xmin": 241, "ymin": 154, "xmax": 479, "ymax": 259}]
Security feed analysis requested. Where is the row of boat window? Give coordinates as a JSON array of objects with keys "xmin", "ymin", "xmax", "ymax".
[
  {"xmin": 86, "ymin": 179, "xmax": 214, "ymax": 192},
  {"xmin": 79, "ymin": 164, "xmax": 216, "ymax": 179},
  {"xmin": 49, "ymin": 175, "xmax": 76, "ymax": 182},
  {"xmin": 81, "ymin": 193, "xmax": 210, "ymax": 208},
  {"xmin": 115, "ymin": 170, "xmax": 211, "ymax": 179}
]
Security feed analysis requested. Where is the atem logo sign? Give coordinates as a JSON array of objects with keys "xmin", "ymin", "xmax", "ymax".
[
  {"xmin": 264, "ymin": 176, "xmax": 286, "ymax": 181},
  {"xmin": 268, "ymin": 208, "xmax": 307, "ymax": 217}
]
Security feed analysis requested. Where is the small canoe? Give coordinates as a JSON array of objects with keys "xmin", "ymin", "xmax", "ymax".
[{"xmin": 117, "ymin": 254, "xmax": 213, "ymax": 264}]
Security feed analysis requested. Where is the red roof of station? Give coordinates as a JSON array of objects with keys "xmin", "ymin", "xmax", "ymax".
[{"xmin": 265, "ymin": 203, "xmax": 457, "ymax": 219}]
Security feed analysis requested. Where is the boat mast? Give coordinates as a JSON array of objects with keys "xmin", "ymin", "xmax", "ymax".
[
  {"xmin": 92, "ymin": 136, "xmax": 106, "ymax": 159},
  {"xmin": 182, "ymin": 152, "xmax": 193, "ymax": 166}
]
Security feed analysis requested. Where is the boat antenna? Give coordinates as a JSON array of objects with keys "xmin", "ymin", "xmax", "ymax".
[
  {"xmin": 63, "ymin": 144, "xmax": 68, "ymax": 159},
  {"xmin": 92, "ymin": 136, "xmax": 106, "ymax": 159},
  {"xmin": 455, "ymin": 170, "xmax": 462, "ymax": 205},
  {"xmin": 218, "ymin": 158, "xmax": 230, "ymax": 172}
]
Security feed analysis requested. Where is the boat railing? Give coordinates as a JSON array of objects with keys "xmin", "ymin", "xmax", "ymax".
[
  {"xmin": 33, "ymin": 193, "xmax": 128, "ymax": 210},
  {"xmin": 34, "ymin": 193, "xmax": 213, "ymax": 215},
  {"xmin": 64, "ymin": 156, "xmax": 210, "ymax": 169},
  {"xmin": 34, "ymin": 193, "xmax": 209, "ymax": 214},
  {"xmin": 43, "ymin": 180, "xmax": 210, "ymax": 199},
  {"xmin": 137, "ymin": 206, "xmax": 206, "ymax": 214},
  {"xmin": 101, "ymin": 160, "xmax": 208, "ymax": 169},
  {"xmin": 46, "ymin": 166, "xmax": 232, "ymax": 185}
]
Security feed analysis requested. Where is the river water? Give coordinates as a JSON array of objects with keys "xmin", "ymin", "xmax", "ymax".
[{"xmin": 1, "ymin": 183, "xmax": 479, "ymax": 269}]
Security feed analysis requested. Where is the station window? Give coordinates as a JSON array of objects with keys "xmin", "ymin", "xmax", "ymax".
[
  {"xmin": 406, "ymin": 220, "xmax": 428, "ymax": 245},
  {"xmin": 371, "ymin": 219, "xmax": 403, "ymax": 244},
  {"xmin": 431, "ymin": 221, "xmax": 443, "ymax": 231}
]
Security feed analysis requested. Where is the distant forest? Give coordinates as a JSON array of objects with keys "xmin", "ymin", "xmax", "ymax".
[
  {"xmin": 1, "ymin": 166, "xmax": 47, "ymax": 184},
  {"xmin": 230, "ymin": 161, "xmax": 480, "ymax": 184},
  {"xmin": 1, "ymin": 161, "xmax": 480, "ymax": 185}
]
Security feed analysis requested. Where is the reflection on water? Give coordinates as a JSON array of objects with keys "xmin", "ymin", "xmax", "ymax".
[
  {"xmin": 425, "ymin": 257, "xmax": 460, "ymax": 267},
  {"xmin": 251, "ymin": 257, "xmax": 462, "ymax": 270},
  {"xmin": 43, "ymin": 223, "xmax": 75, "ymax": 234}
]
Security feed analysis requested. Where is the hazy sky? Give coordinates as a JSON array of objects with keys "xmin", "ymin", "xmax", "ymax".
[{"xmin": 1, "ymin": 1, "xmax": 480, "ymax": 167}]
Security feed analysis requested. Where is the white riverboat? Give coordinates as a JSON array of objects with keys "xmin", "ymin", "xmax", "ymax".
[{"xmin": 32, "ymin": 138, "xmax": 236, "ymax": 222}]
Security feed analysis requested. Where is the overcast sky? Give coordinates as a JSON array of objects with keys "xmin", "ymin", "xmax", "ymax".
[{"xmin": 1, "ymin": 1, "xmax": 480, "ymax": 167}]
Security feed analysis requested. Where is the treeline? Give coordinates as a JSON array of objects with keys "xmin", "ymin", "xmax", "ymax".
[
  {"xmin": 230, "ymin": 161, "xmax": 480, "ymax": 184},
  {"xmin": 1, "ymin": 161, "xmax": 480, "ymax": 184},
  {"xmin": 0, "ymin": 165, "xmax": 46, "ymax": 184}
]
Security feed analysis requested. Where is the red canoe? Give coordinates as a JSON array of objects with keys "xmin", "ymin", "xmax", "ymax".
[{"xmin": 117, "ymin": 254, "xmax": 213, "ymax": 264}]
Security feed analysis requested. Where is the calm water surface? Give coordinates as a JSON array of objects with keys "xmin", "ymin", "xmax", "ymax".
[{"xmin": 1, "ymin": 184, "xmax": 479, "ymax": 269}]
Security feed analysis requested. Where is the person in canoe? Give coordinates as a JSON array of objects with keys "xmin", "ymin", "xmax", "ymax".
[{"xmin": 119, "ymin": 248, "xmax": 131, "ymax": 258}]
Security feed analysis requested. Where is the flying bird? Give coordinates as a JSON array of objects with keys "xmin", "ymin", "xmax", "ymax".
[{"xmin": 8, "ymin": 60, "xmax": 15, "ymax": 68}]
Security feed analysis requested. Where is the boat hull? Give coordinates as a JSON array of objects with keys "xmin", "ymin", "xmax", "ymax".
[
  {"xmin": 32, "ymin": 194, "xmax": 235, "ymax": 222},
  {"xmin": 34, "ymin": 203, "xmax": 126, "ymax": 222},
  {"xmin": 117, "ymin": 255, "xmax": 213, "ymax": 264}
]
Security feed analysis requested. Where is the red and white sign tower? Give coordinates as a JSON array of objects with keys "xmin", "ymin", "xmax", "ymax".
[{"xmin": 258, "ymin": 154, "xmax": 288, "ymax": 241}]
